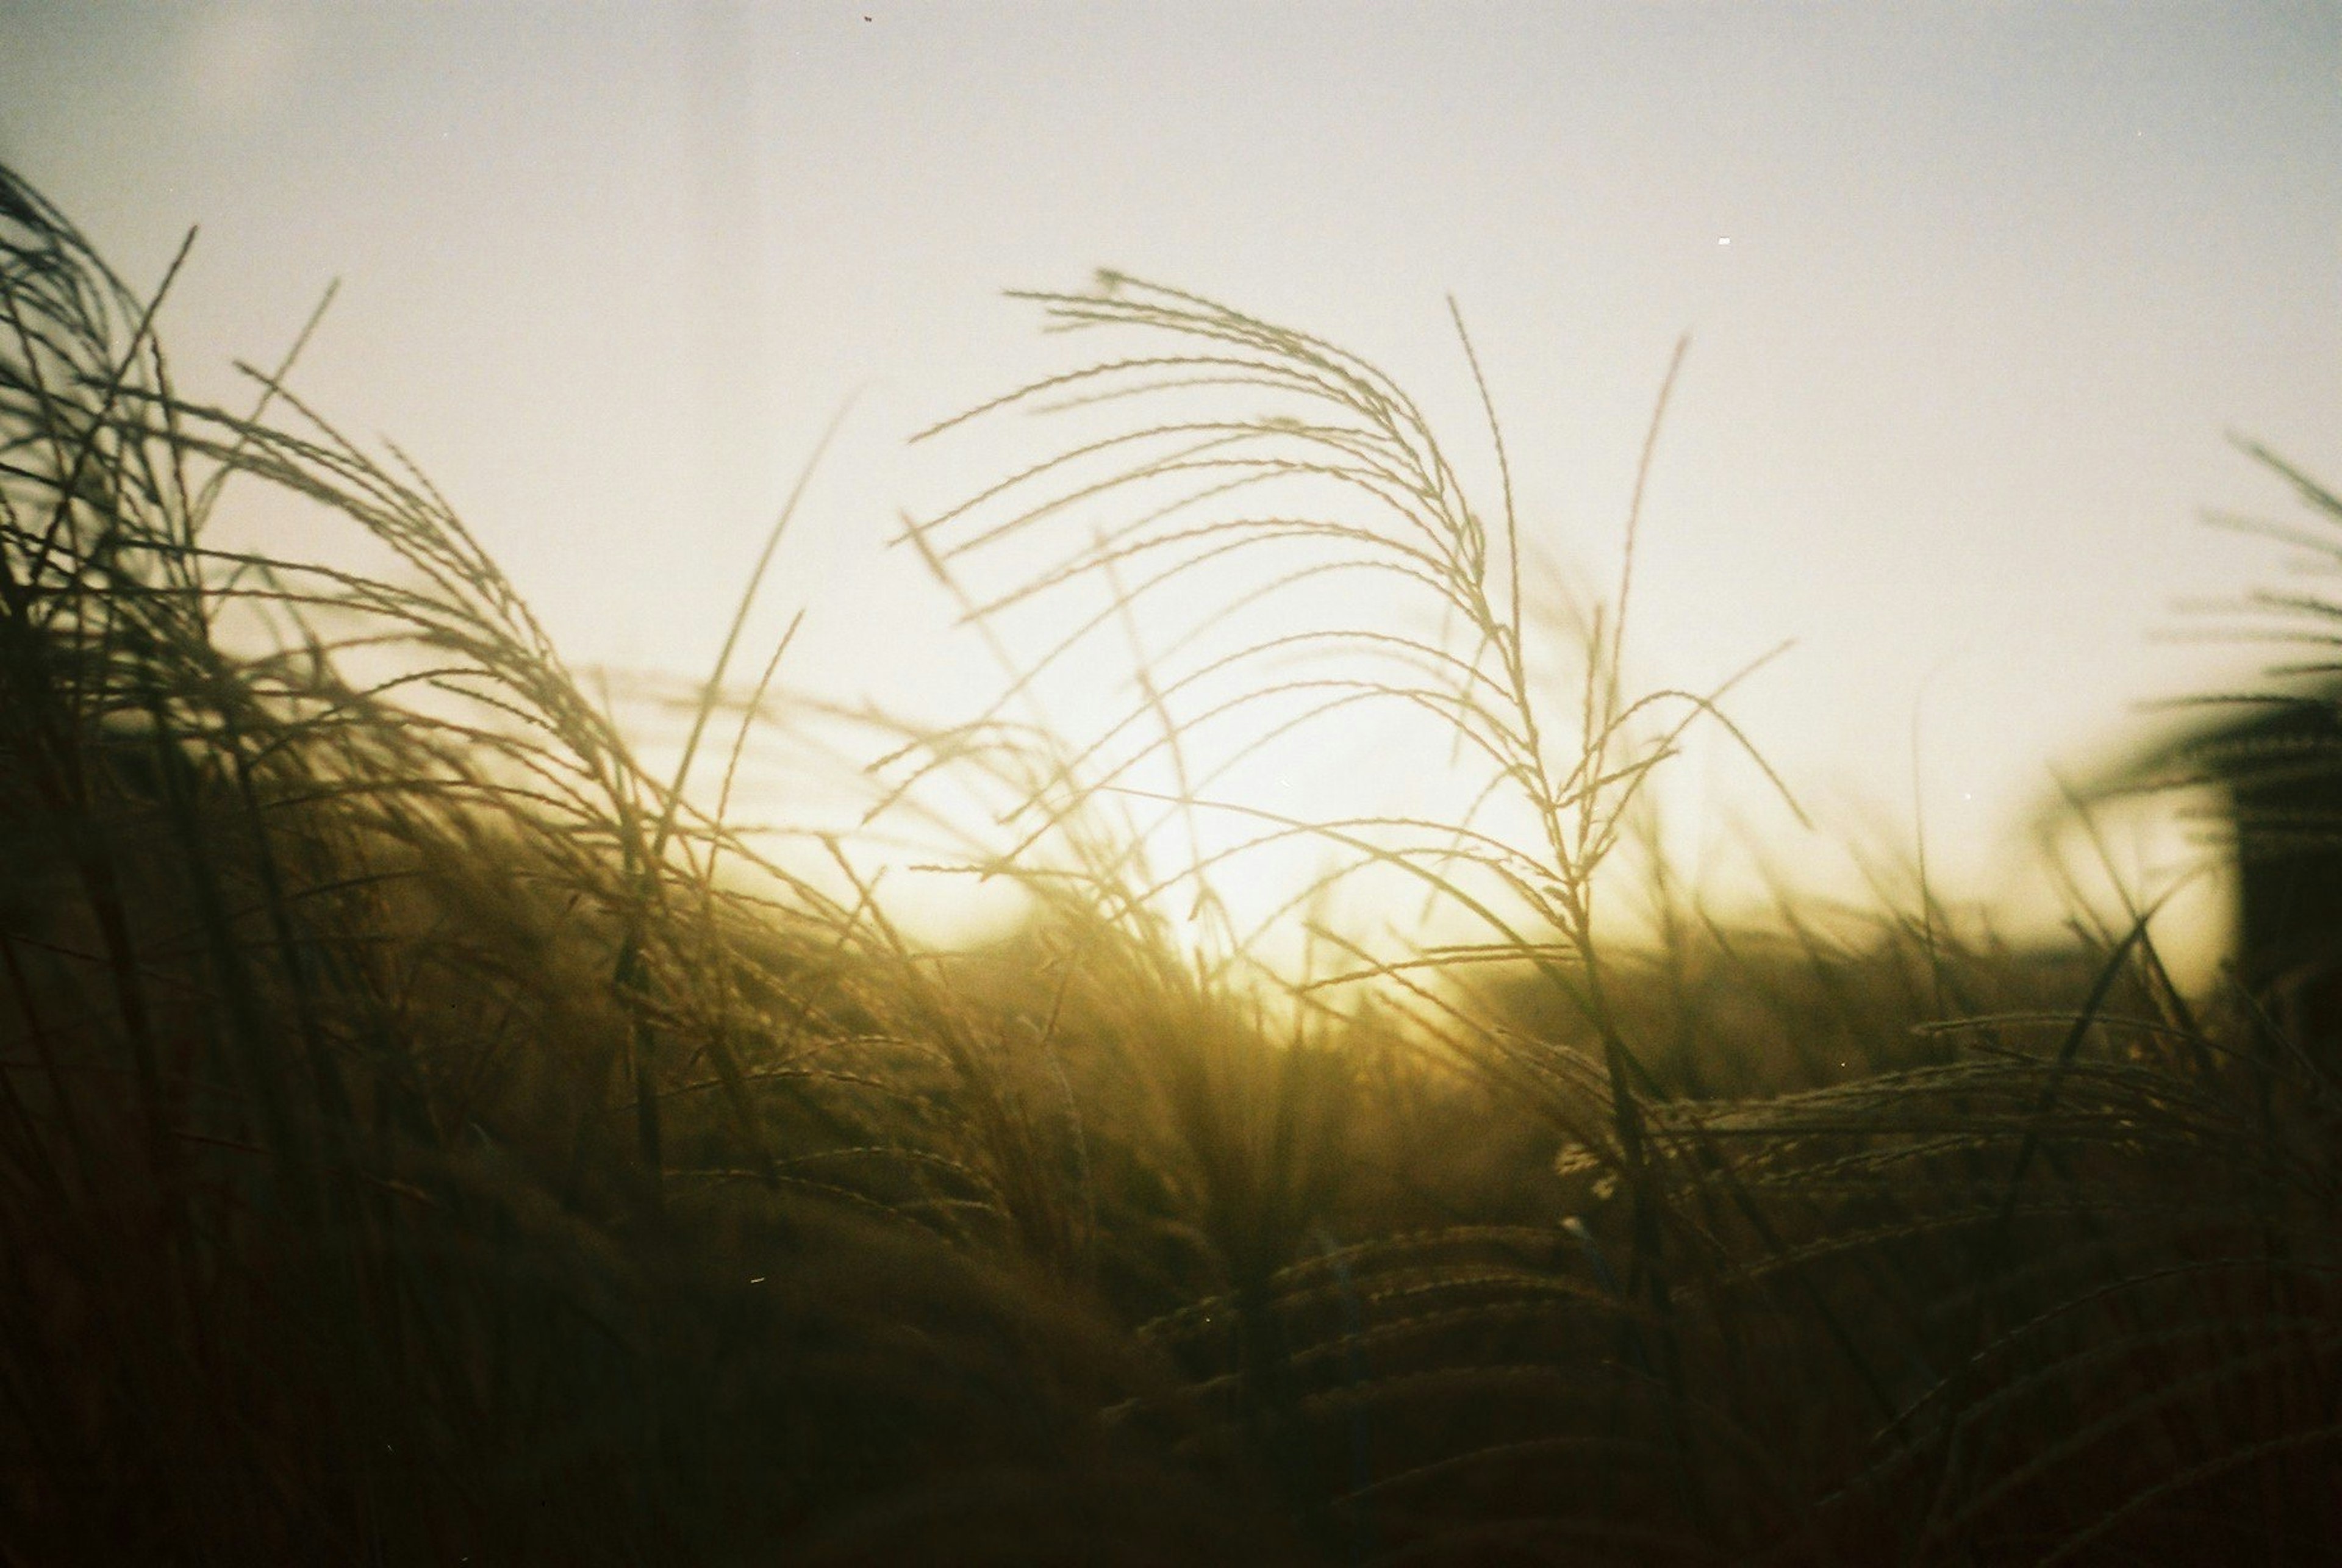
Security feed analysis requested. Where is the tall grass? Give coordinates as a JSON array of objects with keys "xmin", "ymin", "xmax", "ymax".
[{"xmin": 2, "ymin": 164, "xmax": 2337, "ymax": 1565}]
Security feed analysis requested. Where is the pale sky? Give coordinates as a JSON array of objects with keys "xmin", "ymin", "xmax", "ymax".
[{"xmin": 4, "ymin": 1, "xmax": 2338, "ymax": 952}]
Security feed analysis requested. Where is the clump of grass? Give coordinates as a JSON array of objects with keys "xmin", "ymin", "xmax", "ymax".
[
  {"xmin": 897, "ymin": 276, "xmax": 1802, "ymax": 1414},
  {"xmin": 904, "ymin": 273, "xmax": 2342, "ymax": 1562},
  {"xmin": 0, "ymin": 163, "xmax": 1302, "ymax": 1564},
  {"xmin": 3, "ymin": 160, "xmax": 2338, "ymax": 1567}
]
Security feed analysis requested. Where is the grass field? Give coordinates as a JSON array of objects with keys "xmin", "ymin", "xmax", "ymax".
[{"xmin": 3, "ymin": 162, "xmax": 2338, "ymax": 1566}]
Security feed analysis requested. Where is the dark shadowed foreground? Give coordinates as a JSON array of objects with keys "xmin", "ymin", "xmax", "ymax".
[{"xmin": 2, "ymin": 165, "xmax": 2338, "ymax": 1566}]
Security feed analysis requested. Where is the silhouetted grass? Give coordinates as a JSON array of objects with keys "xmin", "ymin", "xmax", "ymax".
[{"xmin": 2, "ymin": 165, "xmax": 2336, "ymax": 1565}]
